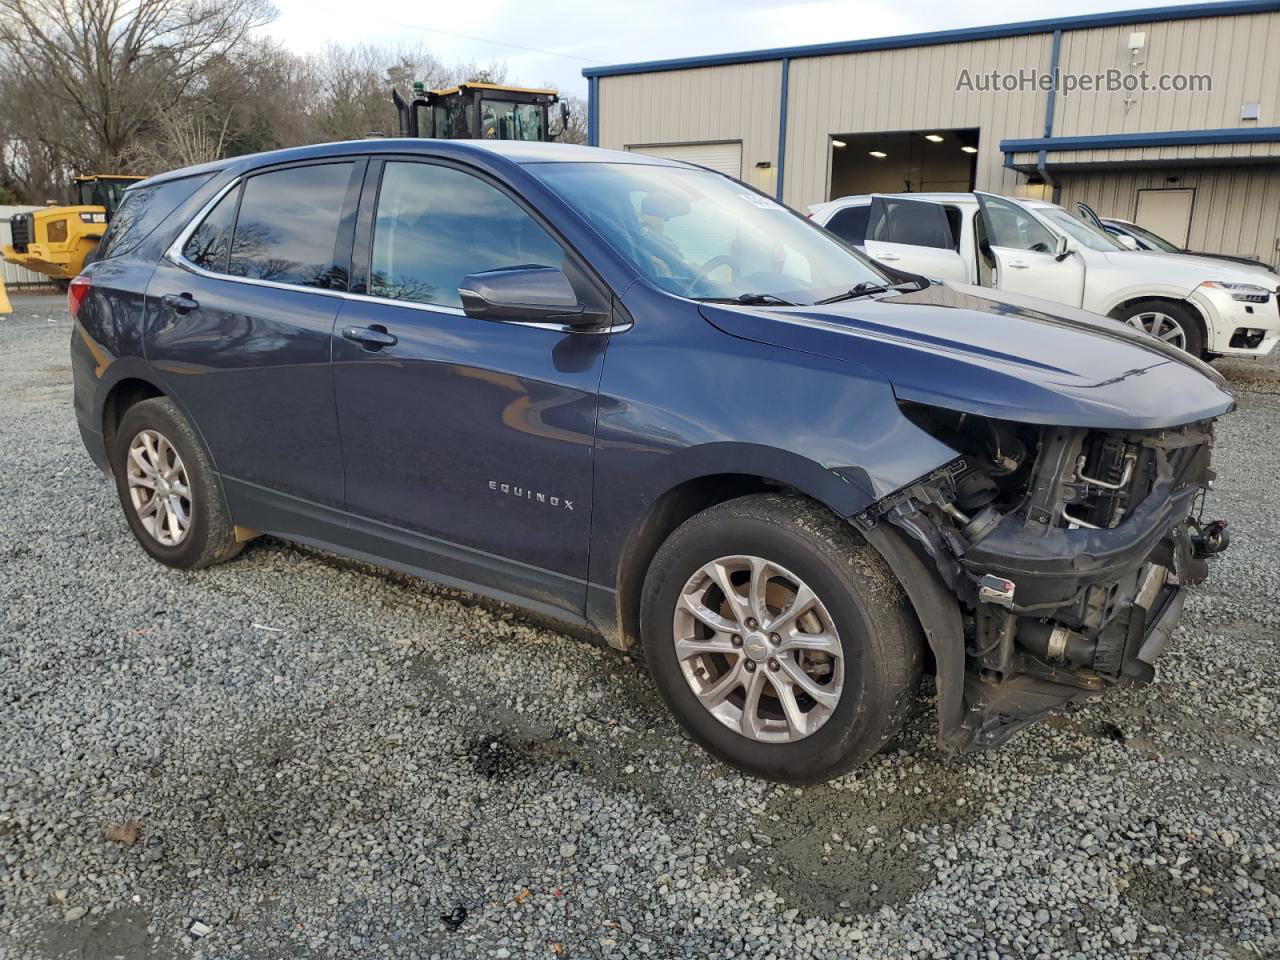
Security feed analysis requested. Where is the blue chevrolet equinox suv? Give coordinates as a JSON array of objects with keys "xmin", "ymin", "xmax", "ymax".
[{"xmin": 70, "ymin": 140, "xmax": 1234, "ymax": 783}]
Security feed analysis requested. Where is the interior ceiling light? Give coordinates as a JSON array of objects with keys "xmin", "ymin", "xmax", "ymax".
[
  {"xmin": 831, "ymin": 139, "xmax": 847, "ymax": 148},
  {"xmin": 961, "ymin": 145, "xmax": 978, "ymax": 154},
  {"xmin": 925, "ymin": 134, "xmax": 944, "ymax": 142},
  {"xmin": 869, "ymin": 150, "xmax": 887, "ymax": 158}
]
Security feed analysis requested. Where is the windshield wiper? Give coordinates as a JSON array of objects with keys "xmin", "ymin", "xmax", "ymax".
[
  {"xmin": 816, "ymin": 278, "xmax": 928, "ymax": 304},
  {"xmin": 815, "ymin": 281, "xmax": 889, "ymax": 304},
  {"xmin": 695, "ymin": 293, "xmax": 797, "ymax": 306}
]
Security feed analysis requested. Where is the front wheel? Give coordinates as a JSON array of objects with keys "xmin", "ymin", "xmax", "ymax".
[
  {"xmin": 1114, "ymin": 299, "xmax": 1205, "ymax": 358},
  {"xmin": 640, "ymin": 494, "xmax": 921, "ymax": 784}
]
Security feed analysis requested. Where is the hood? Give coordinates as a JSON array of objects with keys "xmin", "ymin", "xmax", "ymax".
[
  {"xmin": 1187, "ymin": 251, "xmax": 1278, "ymax": 272},
  {"xmin": 1103, "ymin": 249, "xmax": 1280, "ymax": 286},
  {"xmin": 699, "ymin": 282, "xmax": 1234, "ymax": 430},
  {"xmin": 34, "ymin": 204, "xmax": 107, "ymax": 220}
]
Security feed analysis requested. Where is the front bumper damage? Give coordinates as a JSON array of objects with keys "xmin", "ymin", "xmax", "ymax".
[{"xmin": 856, "ymin": 413, "xmax": 1229, "ymax": 754}]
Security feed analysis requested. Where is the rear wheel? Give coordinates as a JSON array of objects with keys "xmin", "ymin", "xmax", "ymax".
[
  {"xmin": 640, "ymin": 494, "xmax": 921, "ymax": 783},
  {"xmin": 109, "ymin": 397, "xmax": 243, "ymax": 570},
  {"xmin": 1115, "ymin": 299, "xmax": 1205, "ymax": 358}
]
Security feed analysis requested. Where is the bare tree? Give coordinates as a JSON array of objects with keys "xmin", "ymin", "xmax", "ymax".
[
  {"xmin": 0, "ymin": 0, "xmax": 569, "ymax": 202},
  {"xmin": 136, "ymin": 109, "xmax": 232, "ymax": 169},
  {"xmin": 0, "ymin": 57, "xmax": 77, "ymax": 201},
  {"xmin": 0, "ymin": 0, "xmax": 276, "ymax": 173},
  {"xmin": 309, "ymin": 43, "xmax": 446, "ymax": 141}
]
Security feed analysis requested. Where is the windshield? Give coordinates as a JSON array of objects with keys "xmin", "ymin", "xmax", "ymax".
[
  {"xmin": 75, "ymin": 179, "xmax": 132, "ymax": 216},
  {"xmin": 481, "ymin": 100, "xmax": 545, "ymax": 141},
  {"xmin": 529, "ymin": 162, "xmax": 890, "ymax": 303},
  {"xmin": 1117, "ymin": 221, "xmax": 1181, "ymax": 253},
  {"xmin": 1036, "ymin": 206, "xmax": 1126, "ymax": 252}
]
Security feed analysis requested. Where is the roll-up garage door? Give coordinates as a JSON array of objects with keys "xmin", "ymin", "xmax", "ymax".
[{"xmin": 625, "ymin": 142, "xmax": 743, "ymax": 179}]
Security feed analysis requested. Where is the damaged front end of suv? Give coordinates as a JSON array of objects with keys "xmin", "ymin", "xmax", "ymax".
[
  {"xmin": 700, "ymin": 281, "xmax": 1237, "ymax": 757},
  {"xmin": 860, "ymin": 406, "xmax": 1230, "ymax": 751}
]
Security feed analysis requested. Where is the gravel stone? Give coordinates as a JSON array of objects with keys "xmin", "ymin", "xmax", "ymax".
[{"xmin": 1, "ymin": 293, "xmax": 1277, "ymax": 959}]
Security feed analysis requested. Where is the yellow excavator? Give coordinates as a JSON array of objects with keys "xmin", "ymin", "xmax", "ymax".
[
  {"xmin": 2, "ymin": 174, "xmax": 143, "ymax": 285},
  {"xmin": 392, "ymin": 81, "xmax": 569, "ymax": 141}
]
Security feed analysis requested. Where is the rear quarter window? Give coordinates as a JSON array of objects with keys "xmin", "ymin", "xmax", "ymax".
[
  {"xmin": 95, "ymin": 174, "xmax": 212, "ymax": 261},
  {"xmin": 825, "ymin": 205, "xmax": 870, "ymax": 245}
]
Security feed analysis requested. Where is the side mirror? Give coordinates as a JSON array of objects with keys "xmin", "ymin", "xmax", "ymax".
[
  {"xmin": 1053, "ymin": 234, "xmax": 1072, "ymax": 261},
  {"xmin": 548, "ymin": 101, "xmax": 571, "ymax": 141},
  {"xmin": 459, "ymin": 266, "xmax": 607, "ymax": 329},
  {"xmin": 1116, "ymin": 233, "xmax": 1139, "ymax": 250}
]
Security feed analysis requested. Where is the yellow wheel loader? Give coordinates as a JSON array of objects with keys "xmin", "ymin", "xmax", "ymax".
[
  {"xmin": 392, "ymin": 82, "xmax": 569, "ymax": 141},
  {"xmin": 2, "ymin": 174, "xmax": 143, "ymax": 284}
]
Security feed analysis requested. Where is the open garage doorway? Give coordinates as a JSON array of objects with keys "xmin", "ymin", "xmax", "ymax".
[{"xmin": 828, "ymin": 129, "xmax": 979, "ymax": 199}]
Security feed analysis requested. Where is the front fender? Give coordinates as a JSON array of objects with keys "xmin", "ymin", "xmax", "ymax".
[
  {"xmin": 650, "ymin": 442, "xmax": 878, "ymax": 518},
  {"xmin": 1090, "ymin": 281, "xmax": 1197, "ymax": 318}
]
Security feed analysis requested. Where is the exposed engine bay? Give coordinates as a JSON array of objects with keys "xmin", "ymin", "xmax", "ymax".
[{"xmin": 858, "ymin": 403, "xmax": 1230, "ymax": 751}]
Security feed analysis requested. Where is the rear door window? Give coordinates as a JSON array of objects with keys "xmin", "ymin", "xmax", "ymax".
[
  {"xmin": 942, "ymin": 206, "xmax": 963, "ymax": 250},
  {"xmin": 96, "ymin": 174, "xmax": 211, "ymax": 261},
  {"xmin": 228, "ymin": 163, "xmax": 355, "ymax": 288},
  {"xmin": 825, "ymin": 205, "xmax": 870, "ymax": 245},
  {"xmin": 868, "ymin": 197, "xmax": 955, "ymax": 249}
]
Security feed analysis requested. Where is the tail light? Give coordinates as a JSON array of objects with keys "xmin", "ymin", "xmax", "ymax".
[{"xmin": 67, "ymin": 274, "xmax": 91, "ymax": 320}]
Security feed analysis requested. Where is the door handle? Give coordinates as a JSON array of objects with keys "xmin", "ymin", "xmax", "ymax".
[
  {"xmin": 1008, "ymin": 260, "xmax": 1030, "ymax": 269},
  {"xmin": 343, "ymin": 325, "xmax": 398, "ymax": 350},
  {"xmin": 877, "ymin": 253, "xmax": 901, "ymax": 261},
  {"xmin": 162, "ymin": 292, "xmax": 199, "ymax": 312}
]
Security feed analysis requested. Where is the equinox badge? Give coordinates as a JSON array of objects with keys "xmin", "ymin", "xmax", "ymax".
[{"xmin": 489, "ymin": 481, "xmax": 574, "ymax": 511}]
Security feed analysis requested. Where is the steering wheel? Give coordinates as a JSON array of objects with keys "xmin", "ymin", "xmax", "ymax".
[{"xmin": 694, "ymin": 254, "xmax": 740, "ymax": 282}]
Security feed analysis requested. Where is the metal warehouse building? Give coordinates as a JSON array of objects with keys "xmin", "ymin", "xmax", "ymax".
[{"xmin": 584, "ymin": 0, "xmax": 1280, "ymax": 266}]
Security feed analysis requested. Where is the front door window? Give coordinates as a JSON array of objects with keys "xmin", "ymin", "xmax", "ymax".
[{"xmin": 370, "ymin": 161, "xmax": 566, "ymax": 307}]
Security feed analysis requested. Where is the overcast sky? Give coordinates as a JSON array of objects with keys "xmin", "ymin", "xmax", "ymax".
[{"xmin": 262, "ymin": 0, "xmax": 1209, "ymax": 98}]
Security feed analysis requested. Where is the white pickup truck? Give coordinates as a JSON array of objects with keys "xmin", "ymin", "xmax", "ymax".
[{"xmin": 808, "ymin": 192, "xmax": 1280, "ymax": 359}]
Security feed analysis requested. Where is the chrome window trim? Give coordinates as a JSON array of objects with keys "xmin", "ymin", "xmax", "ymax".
[
  {"xmin": 165, "ymin": 176, "xmax": 241, "ymax": 267},
  {"xmin": 341, "ymin": 290, "xmax": 466, "ymax": 317},
  {"xmin": 164, "ymin": 170, "xmax": 627, "ymax": 333}
]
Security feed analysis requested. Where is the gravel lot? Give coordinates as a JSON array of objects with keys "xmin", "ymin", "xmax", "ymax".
[{"xmin": 1, "ymin": 292, "xmax": 1277, "ymax": 960}]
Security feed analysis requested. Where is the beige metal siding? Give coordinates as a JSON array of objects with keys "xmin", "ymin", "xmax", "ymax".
[
  {"xmin": 592, "ymin": 9, "xmax": 1280, "ymax": 256},
  {"xmin": 1057, "ymin": 165, "xmax": 1280, "ymax": 267},
  {"xmin": 1054, "ymin": 12, "xmax": 1280, "ymax": 142},
  {"xmin": 783, "ymin": 33, "xmax": 1053, "ymax": 207},
  {"xmin": 596, "ymin": 62, "xmax": 782, "ymax": 195}
]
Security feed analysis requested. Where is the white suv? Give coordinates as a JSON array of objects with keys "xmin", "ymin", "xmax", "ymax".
[{"xmin": 808, "ymin": 192, "xmax": 1280, "ymax": 359}]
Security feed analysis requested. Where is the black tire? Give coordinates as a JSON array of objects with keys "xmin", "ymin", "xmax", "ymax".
[
  {"xmin": 1114, "ymin": 299, "xmax": 1206, "ymax": 358},
  {"xmin": 639, "ymin": 493, "xmax": 922, "ymax": 784},
  {"xmin": 109, "ymin": 397, "xmax": 243, "ymax": 570}
]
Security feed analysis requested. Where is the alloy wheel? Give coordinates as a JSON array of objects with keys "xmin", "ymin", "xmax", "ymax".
[
  {"xmin": 126, "ymin": 428, "xmax": 193, "ymax": 546},
  {"xmin": 1126, "ymin": 311, "xmax": 1187, "ymax": 350},
  {"xmin": 672, "ymin": 555, "xmax": 844, "ymax": 743}
]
